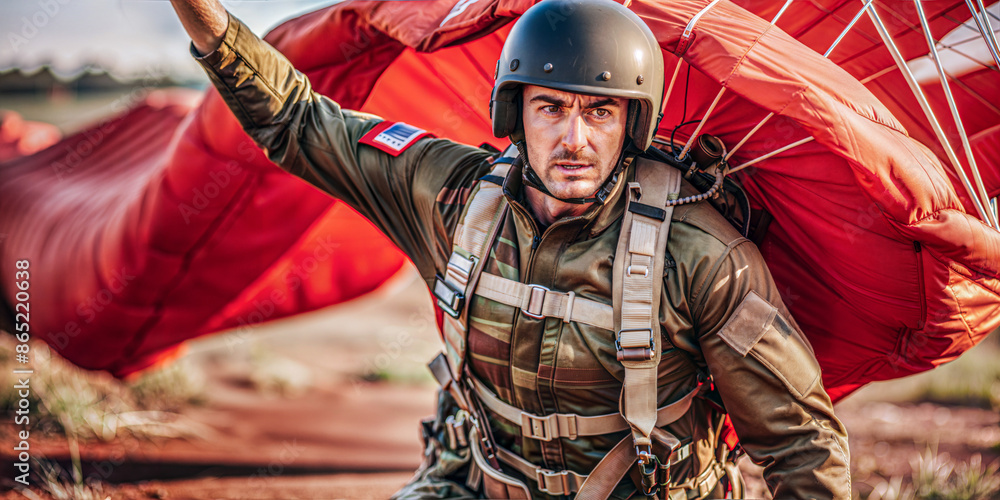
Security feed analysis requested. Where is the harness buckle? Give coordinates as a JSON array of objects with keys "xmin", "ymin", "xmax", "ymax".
[
  {"xmin": 626, "ymin": 264, "xmax": 649, "ymax": 277},
  {"xmin": 444, "ymin": 411, "xmax": 469, "ymax": 450},
  {"xmin": 616, "ymin": 329, "xmax": 655, "ymax": 361},
  {"xmin": 521, "ymin": 284, "xmax": 550, "ymax": 319},
  {"xmin": 636, "ymin": 444, "xmax": 661, "ymax": 496},
  {"xmin": 536, "ymin": 469, "xmax": 573, "ymax": 496},
  {"xmin": 520, "ymin": 412, "xmax": 555, "ymax": 441},
  {"xmin": 434, "ymin": 276, "xmax": 465, "ymax": 318},
  {"xmin": 615, "ymin": 328, "xmax": 653, "ymax": 350}
]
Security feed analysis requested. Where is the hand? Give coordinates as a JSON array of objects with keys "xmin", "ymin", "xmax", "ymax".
[{"xmin": 168, "ymin": 0, "xmax": 229, "ymax": 56}]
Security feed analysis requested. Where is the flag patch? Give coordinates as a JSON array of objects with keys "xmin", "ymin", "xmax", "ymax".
[{"xmin": 360, "ymin": 121, "xmax": 432, "ymax": 156}]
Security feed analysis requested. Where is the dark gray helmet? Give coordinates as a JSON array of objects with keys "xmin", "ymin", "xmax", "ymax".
[{"xmin": 491, "ymin": 0, "xmax": 665, "ymax": 151}]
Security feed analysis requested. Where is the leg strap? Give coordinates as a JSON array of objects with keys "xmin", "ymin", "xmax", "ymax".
[
  {"xmin": 577, "ymin": 432, "xmax": 724, "ymax": 500},
  {"xmin": 492, "ymin": 437, "xmax": 693, "ymax": 497}
]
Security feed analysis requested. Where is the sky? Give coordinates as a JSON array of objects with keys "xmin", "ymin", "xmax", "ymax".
[
  {"xmin": 0, "ymin": 0, "xmax": 341, "ymax": 82},
  {"xmin": 3, "ymin": 0, "xmax": 998, "ymax": 84}
]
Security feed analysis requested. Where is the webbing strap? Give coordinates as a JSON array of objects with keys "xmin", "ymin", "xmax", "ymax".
[
  {"xmin": 575, "ymin": 435, "xmax": 637, "ymax": 500},
  {"xmin": 474, "ymin": 273, "xmax": 614, "ymax": 330},
  {"xmin": 612, "ymin": 160, "xmax": 682, "ymax": 464},
  {"xmin": 472, "ymin": 376, "xmax": 704, "ymax": 442},
  {"xmin": 437, "ymin": 162, "xmax": 511, "ymax": 379},
  {"xmin": 451, "ymin": 163, "xmax": 511, "ymax": 265},
  {"xmin": 494, "ymin": 438, "xmax": 695, "ymax": 497},
  {"xmin": 673, "ymin": 461, "xmax": 726, "ymax": 500},
  {"xmin": 495, "ymin": 446, "xmax": 587, "ymax": 496},
  {"xmin": 576, "ymin": 432, "xmax": 722, "ymax": 500}
]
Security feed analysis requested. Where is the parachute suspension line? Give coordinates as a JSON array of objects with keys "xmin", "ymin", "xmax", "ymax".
[
  {"xmin": 914, "ymin": 0, "xmax": 999, "ymax": 228},
  {"xmin": 724, "ymin": 113, "xmax": 773, "ymax": 161},
  {"xmin": 770, "ymin": 0, "xmax": 794, "ymax": 24},
  {"xmin": 858, "ymin": 64, "xmax": 897, "ymax": 84},
  {"xmin": 661, "ymin": 60, "xmax": 685, "ymax": 117},
  {"xmin": 677, "ymin": 0, "xmax": 789, "ymax": 161},
  {"xmin": 669, "ymin": 0, "xmax": 723, "ymax": 158},
  {"xmin": 825, "ymin": 0, "xmax": 875, "ymax": 57},
  {"xmin": 864, "ymin": 2, "xmax": 995, "ymax": 228},
  {"xmin": 730, "ymin": 137, "xmax": 814, "ymax": 174},
  {"xmin": 946, "ymin": 72, "xmax": 1000, "ymax": 116},
  {"xmin": 682, "ymin": 0, "xmax": 723, "ymax": 41},
  {"xmin": 726, "ymin": 1, "xmax": 872, "ymax": 162},
  {"xmin": 677, "ymin": 87, "xmax": 725, "ymax": 161},
  {"xmin": 969, "ymin": 0, "xmax": 1000, "ymax": 71}
]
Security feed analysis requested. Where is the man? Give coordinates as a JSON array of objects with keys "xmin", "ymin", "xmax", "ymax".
[{"xmin": 169, "ymin": 0, "xmax": 851, "ymax": 497}]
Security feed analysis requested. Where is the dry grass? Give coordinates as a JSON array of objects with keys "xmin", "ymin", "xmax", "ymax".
[
  {"xmin": 247, "ymin": 343, "xmax": 314, "ymax": 397},
  {"xmin": 867, "ymin": 447, "xmax": 1000, "ymax": 500},
  {"xmin": 0, "ymin": 336, "xmax": 209, "ymax": 499},
  {"xmin": 21, "ymin": 457, "xmax": 112, "ymax": 500},
  {"xmin": 0, "ymin": 338, "xmax": 207, "ymax": 442}
]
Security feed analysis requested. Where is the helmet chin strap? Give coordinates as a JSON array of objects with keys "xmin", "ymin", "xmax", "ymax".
[{"xmin": 515, "ymin": 140, "xmax": 629, "ymax": 206}]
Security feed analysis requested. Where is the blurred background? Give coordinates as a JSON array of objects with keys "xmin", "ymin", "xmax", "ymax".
[
  {"xmin": 0, "ymin": 0, "xmax": 336, "ymax": 133},
  {"xmin": 1, "ymin": 1, "xmax": 999, "ymax": 499}
]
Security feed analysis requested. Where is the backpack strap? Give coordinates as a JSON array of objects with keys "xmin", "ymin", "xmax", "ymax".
[{"xmin": 607, "ymin": 158, "xmax": 683, "ymax": 496}]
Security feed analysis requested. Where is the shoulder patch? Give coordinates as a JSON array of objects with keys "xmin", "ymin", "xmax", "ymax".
[
  {"xmin": 717, "ymin": 290, "xmax": 777, "ymax": 357},
  {"xmin": 359, "ymin": 121, "xmax": 432, "ymax": 156}
]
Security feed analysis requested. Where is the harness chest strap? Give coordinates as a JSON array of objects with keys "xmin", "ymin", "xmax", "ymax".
[
  {"xmin": 474, "ymin": 273, "xmax": 614, "ymax": 330},
  {"xmin": 471, "ymin": 376, "xmax": 703, "ymax": 442},
  {"xmin": 492, "ymin": 442, "xmax": 701, "ymax": 498}
]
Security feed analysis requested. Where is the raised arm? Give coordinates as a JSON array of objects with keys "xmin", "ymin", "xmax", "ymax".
[
  {"xmin": 167, "ymin": 1, "xmax": 493, "ymax": 284},
  {"xmin": 168, "ymin": 0, "xmax": 228, "ymax": 56}
]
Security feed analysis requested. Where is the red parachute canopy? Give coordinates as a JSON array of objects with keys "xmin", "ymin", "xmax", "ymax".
[
  {"xmin": 1, "ymin": 0, "xmax": 998, "ymax": 402},
  {"xmin": 0, "ymin": 111, "xmax": 61, "ymax": 162}
]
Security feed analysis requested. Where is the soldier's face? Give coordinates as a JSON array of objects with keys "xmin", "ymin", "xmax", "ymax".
[{"xmin": 521, "ymin": 85, "xmax": 627, "ymax": 201}]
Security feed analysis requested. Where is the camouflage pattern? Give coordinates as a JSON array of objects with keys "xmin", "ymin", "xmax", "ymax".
[{"xmin": 194, "ymin": 14, "xmax": 852, "ymax": 499}]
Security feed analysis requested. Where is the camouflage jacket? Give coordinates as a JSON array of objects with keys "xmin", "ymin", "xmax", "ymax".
[{"xmin": 194, "ymin": 13, "xmax": 851, "ymax": 499}]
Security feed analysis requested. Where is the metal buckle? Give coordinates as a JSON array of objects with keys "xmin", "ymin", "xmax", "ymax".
[
  {"xmin": 626, "ymin": 264, "xmax": 649, "ymax": 277},
  {"xmin": 520, "ymin": 284, "xmax": 549, "ymax": 319},
  {"xmin": 615, "ymin": 328, "xmax": 654, "ymax": 351},
  {"xmin": 444, "ymin": 411, "xmax": 469, "ymax": 449},
  {"xmin": 446, "ymin": 252, "xmax": 476, "ymax": 278},
  {"xmin": 636, "ymin": 444, "xmax": 656, "ymax": 466},
  {"xmin": 536, "ymin": 469, "xmax": 572, "ymax": 496},
  {"xmin": 669, "ymin": 442, "xmax": 691, "ymax": 465},
  {"xmin": 433, "ymin": 276, "xmax": 465, "ymax": 318},
  {"xmin": 520, "ymin": 412, "xmax": 555, "ymax": 441},
  {"xmin": 636, "ymin": 444, "xmax": 661, "ymax": 496}
]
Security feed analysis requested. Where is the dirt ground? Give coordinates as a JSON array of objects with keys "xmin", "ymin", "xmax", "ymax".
[{"xmin": 2, "ymin": 267, "xmax": 998, "ymax": 499}]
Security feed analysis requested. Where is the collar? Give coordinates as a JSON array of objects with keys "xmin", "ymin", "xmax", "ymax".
[{"xmin": 499, "ymin": 156, "xmax": 632, "ymax": 239}]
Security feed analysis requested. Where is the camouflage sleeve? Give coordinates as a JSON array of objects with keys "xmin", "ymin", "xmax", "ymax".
[
  {"xmin": 692, "ymin": 239, "xmax": 852, "ymax": 499},
  {"xmin": 191, "ymin": 12, "xmax": 491, "ymax": 281}
]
